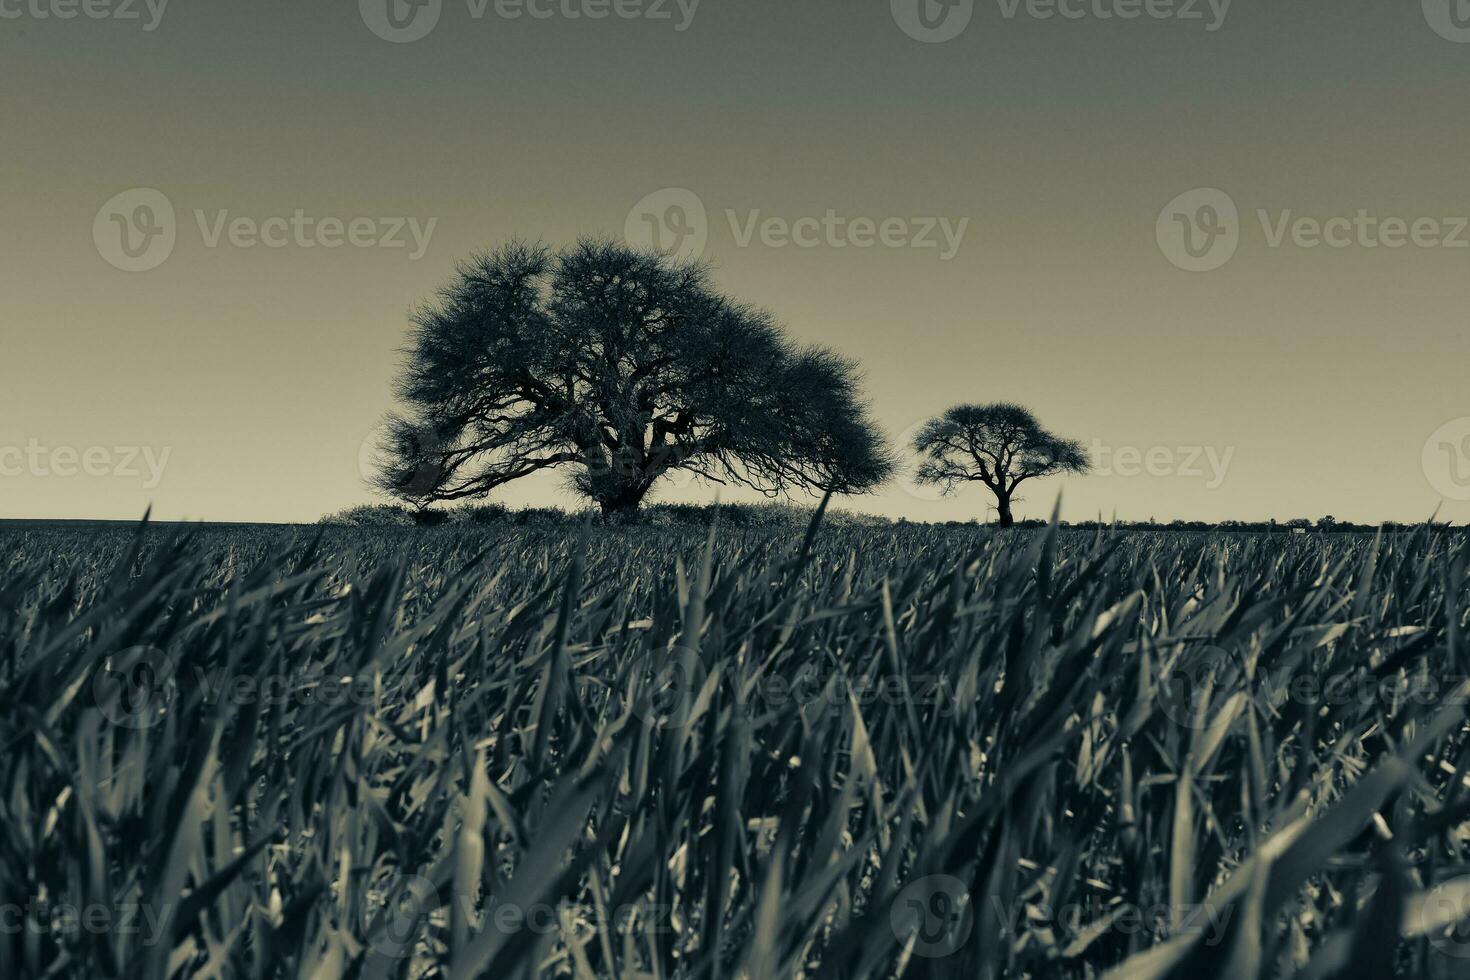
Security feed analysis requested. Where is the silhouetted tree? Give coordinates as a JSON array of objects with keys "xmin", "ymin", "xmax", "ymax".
[
  {"xmin": 912, "ymin": 403, "xmax": 1089, "ymax": 527},
  {"xmin": 375, "ymin": 239, "xmax": 893, "ymax": 518}
]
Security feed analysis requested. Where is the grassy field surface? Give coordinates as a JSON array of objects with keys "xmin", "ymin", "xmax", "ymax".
[{"xmin": 2, "ymin": 518, "xmax": 1469, "ymax": 978}]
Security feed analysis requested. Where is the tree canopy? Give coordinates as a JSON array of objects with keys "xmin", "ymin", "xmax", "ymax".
[
  {"xmin": 375, "ymin": 239, "xmax": 893, "ymax": 516},
  {"xmin": 912, "ymin": 402, "xmax": 1089, "ymax": 526}
]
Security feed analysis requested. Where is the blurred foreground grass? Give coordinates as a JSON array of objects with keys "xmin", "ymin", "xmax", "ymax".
[{"xmin": 2, "ymin": 517, "xmax": 1469, "ymax": 978}]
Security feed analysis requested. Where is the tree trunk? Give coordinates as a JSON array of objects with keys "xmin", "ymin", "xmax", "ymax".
[
  {"xmin": 599, "ymin": 486, "xmax": 649, "ymax": 522},
  {"xmin": 995, "ymin": 495, "xmax": 1015, "ymax": 528}
]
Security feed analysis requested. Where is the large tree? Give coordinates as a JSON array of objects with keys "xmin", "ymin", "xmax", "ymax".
[
  {"xmin": 374, "ymin": 239, "xmax": 893, "ymax": 517},
  {"xmin": 912, "ymin": 403, "xmax": 1089, "ymax": 527}
]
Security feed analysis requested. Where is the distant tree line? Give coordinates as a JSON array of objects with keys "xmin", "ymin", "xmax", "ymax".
[{"xmin": 323, "ymin": 501, "xmax": 1447, "ymax": 535}]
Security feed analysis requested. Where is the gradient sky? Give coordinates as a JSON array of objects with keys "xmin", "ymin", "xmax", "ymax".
[{"xmin": 3, "ymin": 0, "xmax": 1468, "ymax": 524}]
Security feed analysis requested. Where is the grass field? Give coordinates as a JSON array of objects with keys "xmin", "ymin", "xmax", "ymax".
[{"xmin": 3, "ymin": 516, "xmax": 1469, "ymax": 978}]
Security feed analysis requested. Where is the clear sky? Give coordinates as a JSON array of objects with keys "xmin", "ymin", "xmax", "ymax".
[{"xmin": 4, "ymin": 0, "xmax": 1468, "ymax": 524}]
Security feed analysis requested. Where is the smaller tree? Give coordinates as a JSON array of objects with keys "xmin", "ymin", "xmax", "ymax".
[{"xmin": 912, "ymin": 403, "xmax": 1089, "ymax": 527}]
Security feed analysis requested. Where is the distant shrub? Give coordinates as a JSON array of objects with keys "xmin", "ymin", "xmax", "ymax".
[
  {"xmin": 642, "ymin": 502, "xmax": 801, "ymax": 529},
  {"xmin": 323, "ymin": 500, "xmax": 894, "ymax": 530},
  {"xmin": 319, "ymin": 504, "xmax": 417, "ymax": 528},
  {"xmin": 513, "ymin": 507, "xmax": 584, "ymax": 528},
  {"xmin": 452, "ymin": 503, "xmax": 514, "ymax": 526},
  {"xmin": 642, "ymin": 501, "xmax": 893, "ymax": 530},
  {"xmin": 825, "ymin": 509, "xmax": 894, "ymax": 530}
]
